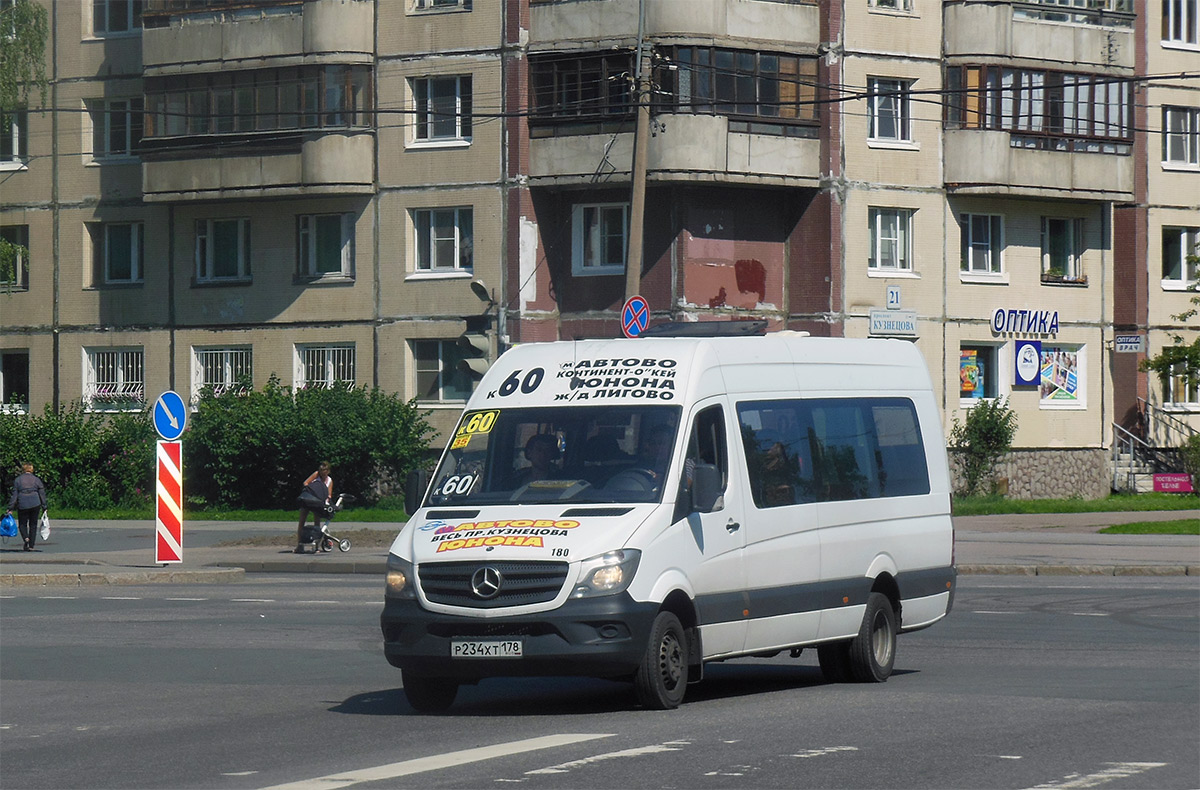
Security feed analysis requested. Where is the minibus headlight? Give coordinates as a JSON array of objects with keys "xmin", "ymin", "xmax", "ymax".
[
  {"xmin": 385, "ymin": 555, "xmax": 416, "ymax": 599},
  {"xmin": 572, "ymin": 550, "xmax": 640, "ymax": 598}
]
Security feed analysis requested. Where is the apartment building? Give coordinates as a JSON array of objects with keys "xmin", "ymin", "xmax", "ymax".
[{"xmin": 1, "ymin": 0, "xmax": 1196, "ymax": 496}]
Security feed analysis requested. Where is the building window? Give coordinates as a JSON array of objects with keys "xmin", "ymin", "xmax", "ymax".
[
  {"xmin": 1163, "ymin": 106, "xmax": 1199, "ymax": 166},
  {"xmin": 1041, "ymin": 217, "xmax": 1084, "ymax": 283},
  {"xmin": 413, "ymin": 339, "xmax": 474, "ymax": 402},
  {"xmin": 93, "ymin": 0, "xmax": 142, "ymax": 34},
  {"xmin": 572, "ymin": 203, "xmax": 628, "ymax": 276},
  {"xmin": 662, "ymin": 47, "xmax": 819, "ymax": 132},
  {"xmin": 1, "ymin": 110, "xmax": 27, "ymax": 165},
  {"xmin": 192, "ymin": 346, "xmax": 252, "ymax": 403},
  {"xmin": 298, "ymin": 213, "xmax": 354, "ymax": 279},
  {"xmin": 869, "ymin": 0, "xmax": 913, "ymax": 11},
  {"xmin": 868, "ymin": 208, "xmax": 913, "ymax": 272},
  {"xmin": 1040, "ymin": 346, "xmax": 1084, "ymax": 408},
  {"xmin": 868, "ymin": 78, "xmax": 913, "ymax": 142},
  {"xmin": 91, "ymin": 222, "xmax": 145, "ymax": 284},
  {"xmin": 413, "ymin": 208, "xmax": 473, "ymax": 273},
  {"xmin": 1163, "ymin": 0, "xmax": 1198, "ymax": 44},
  {"xmin": 413, "ymin": 75, "xmax": 472, "ymax": 142},
  {"xmin": 0, "ymin": 350, "xmax": 30, "ymax": 414},
  {"xmin": 1162, "ymin": 226, "xmax": 1200, "ymax": 287},
  {"xmin": 1165, "ymin": 363, "xmax": 1200, "ymax": 408},
  {"xmin": 295, "ymin": 344, "xmax": 355, "ymax": 390},
  {"xmin": 84, "ymin": 347, "xmax": 145, "ymax": 412},
  {"xmin": 0, "ymin": 224, "xmax": 29, "ymax": 290},
  {"xmin": 960, "ymin": 345, "xmax": 1000, "ymax": 402},
  {"xmin": 413, "ymin": 0, "xmax": 472, "ymax": 8},
  {"xmin": 195, "ymin": 218, "xmax": 250, "ymax": 283},
  {"xmin": 945, "ymin": 66, "xmax": 1133, "ymax": 153},
  {"xmin": 529, "ymin": 52, "xmax": 634, "ymax": 132},
  {"xmin": 89, "ymin": 98, "xmax": 143, "ymax": 159},
  {"xmin": 145, "ymin": 66, "xmax": 372, "ymax": 139},
  {"xmin": 960, "ymin": 213, "xmax": 1003, "ymax": 275}
]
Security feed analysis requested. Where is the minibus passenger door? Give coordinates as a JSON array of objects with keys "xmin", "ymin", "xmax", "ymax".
[{"xmin": 679, "ymin": 402, "xmax": 747, "ymax": 659}]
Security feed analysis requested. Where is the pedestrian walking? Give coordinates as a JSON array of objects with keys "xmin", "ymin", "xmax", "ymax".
[{"xmin": 6, "ymin": 461, "xmax": 47, "ymax": 552}]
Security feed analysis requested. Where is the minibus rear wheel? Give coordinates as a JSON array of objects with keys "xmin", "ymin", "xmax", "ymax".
[
  {"xmin": 848, "ymin": 592, "xmax": 896, "ymax": 682},
  {"xmin": 634, "ymin": 611, "xmax": 689, "ymax": 709},
  {"xmin": 402, "ymin": 670, "xmax": 459, "ymax": 713}
]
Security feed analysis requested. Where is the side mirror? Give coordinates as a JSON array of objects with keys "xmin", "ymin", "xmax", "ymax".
[
  {"xmin": 690, "ymin": 463, "xmax": 721, "ymax": 513},
  {"xmin": 405, "ymin": 468, "xmax": 431, "ymax": 517}
]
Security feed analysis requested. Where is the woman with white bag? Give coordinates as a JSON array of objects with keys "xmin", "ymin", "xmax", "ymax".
[{"xmin": 6, "ymin": 461, "xmax": 47, "ymax": 552}]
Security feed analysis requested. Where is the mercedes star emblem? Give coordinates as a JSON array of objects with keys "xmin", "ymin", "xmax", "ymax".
[{"xmin": 470, "ymin": 566, "xmax": 502, "ymax": 599}]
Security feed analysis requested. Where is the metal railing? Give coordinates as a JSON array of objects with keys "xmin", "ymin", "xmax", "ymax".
[{"xmin": 1140, "ymin": 396, "xmax": 1199, "ymax": 449}]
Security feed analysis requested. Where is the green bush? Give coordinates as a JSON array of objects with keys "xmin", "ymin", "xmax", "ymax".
[
  {"xmin": 1181, "ymin": 434, "xmax": 1200, "ymax": 494},
  {"xmin": 950, "ymin": 397, "xmax": 1019, "ymax": 497},
  {"xmin": 184, "ymin": 378, "xmax": 435, "ymax": 510},
  {"xmin": 0, "ymin": 403, "xmax": 155, "ymax": 510}
]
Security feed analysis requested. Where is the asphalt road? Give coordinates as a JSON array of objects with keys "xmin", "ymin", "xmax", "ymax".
[{"xmin": 1, "ymin": 575, "xmax": 1197, "ymax": 790}]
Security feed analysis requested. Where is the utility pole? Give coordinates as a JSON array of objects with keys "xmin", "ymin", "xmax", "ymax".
[{"xmin": 624, "ymin": 0, "xmax": 651, "ymax": 302}]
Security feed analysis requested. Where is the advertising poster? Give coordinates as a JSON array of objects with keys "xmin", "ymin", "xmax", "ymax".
[
  {"xmin": 960, "ymin": 349, "xmax": 982, "ymax": 399},
  {"xmin": 1040, "ymin": 348, "xmax": 1080, "ymax": 403}
]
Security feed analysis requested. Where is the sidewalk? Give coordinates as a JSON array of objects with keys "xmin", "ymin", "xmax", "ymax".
[{"xmin": 1, "ymin": 511, "xmax": 1197, "ymax": 586}]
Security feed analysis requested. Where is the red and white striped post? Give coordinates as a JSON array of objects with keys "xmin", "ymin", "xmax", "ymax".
[{"xmin": 156, "ymin": 440, "xmax": 183, "ymax": 564}]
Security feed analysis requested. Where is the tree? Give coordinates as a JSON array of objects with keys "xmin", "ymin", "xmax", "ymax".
[
  {"xmin": 1139, "ymin": 247, "xmax": 1200, "ymax": 406},
  {"xmin": 0, "ymin": 0, "xmax": 49, "ymax": 289},
  {"xmin": 950, "ymin": 397, "xmax": 1019, "ymax": 497}
]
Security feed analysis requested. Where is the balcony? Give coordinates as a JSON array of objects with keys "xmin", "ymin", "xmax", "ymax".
[
  {"xmin": 142, "ymin": 132, "xmax": 374, "ymax": 202},
  {"xmin": 529, "ymin": 114, "xmax": 820, "ymax": 187},
  {"xmin": 142, "ymin": 0, "xmax": 373, "ymax": 75},
  {"xmin": 944, "ymin": 0, "xmax": 1134, "ymax": 70},
  {"xmin": 944, "ymin": 130, "xmax": 1133, "ymax": 200},
  {"xmin": 529, "ymin": 0, "xmax": 819, "ymax": 51}
]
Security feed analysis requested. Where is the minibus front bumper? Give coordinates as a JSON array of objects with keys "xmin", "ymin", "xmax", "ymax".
[{"xmin": 380, "ymin": 594, "xmax": 660, "ymax": 679}]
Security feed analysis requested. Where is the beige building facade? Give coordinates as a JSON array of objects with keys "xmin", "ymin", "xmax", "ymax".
[{"xmin": 1, "ymin": 0, "xmax": 1196, "ymax": 496}]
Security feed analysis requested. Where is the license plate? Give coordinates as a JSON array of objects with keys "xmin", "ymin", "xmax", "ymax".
[{"xmin": 451, "ymin": 639, "xmax": 523, "ymax": 659}]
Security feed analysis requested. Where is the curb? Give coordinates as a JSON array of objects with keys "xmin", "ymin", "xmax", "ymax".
[
  {"xmin": 0, "ymin": 567, "xmax": 245, "ymax": 586},
  {"xmin": 207, "ymin": 560, "xmax": 387, "ymax": 574},
  {"xmin": 956, "ymin": 564, "xmax": 1197, "ymax": 576}
]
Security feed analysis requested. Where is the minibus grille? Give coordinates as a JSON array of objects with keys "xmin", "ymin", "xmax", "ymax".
[{"xmin": 418, "ymin": 561, "xmax": 570, "ymax": 609}]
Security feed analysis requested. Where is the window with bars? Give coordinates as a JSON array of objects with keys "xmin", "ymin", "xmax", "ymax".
[
  {"xmin": 959, "ymin": 214, "xmax": 1003, "ymax": 275},
  {"xmin": 945, "ymin": 66, "xmax": 1133, "ymax": 153},
  {"xmin": 413, "ymin": 339, "xmax": 473, "ymax": 402},
  {"xmin": 868, "ymin": 78, "xmax": 913, "ymax": 142},
  {"xmin": 572, "ymin": 203, "xmax": 629, "ymax": 276},
  {"xmin": 298, "ymin": 213, "xmax": 354, "ymax": 278},
  {"xmin": 1, "ymin": 224, "xmax": 29, "ymax": 290},
  {"xmin": 868, "ymin": 208, "xmax": 913, "ymax": 272},
  {"xmin": 89, "ymin": 98, "xmax": 143, "ymax": 159},
  {"xmin": 295, "ymin": 344, "xmax": 355, "ymax": 390},
  {"xmin": 192, "ymin": 347, "xmax": 252, "ymax": 402},
  {"xmin": 1, "ymin": 110, "xmax": 27, "ymax": 166},
  {"xmin": 413, "ymin": 208, "xmax": 473, "ymax": 273},
  {"xmin": 196, "ymin": 218, "xmax": 250, "ymax": 282},
  {"xmin": 85, "ymin": 348, "xmax": 145, "ymax": 411},
  {"xmin": 412, "ymin": 75, "xmax": 472, "ymax": 142}
]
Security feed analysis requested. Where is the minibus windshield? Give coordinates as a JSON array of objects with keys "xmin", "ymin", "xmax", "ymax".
[{"xmin": 425, "ymin": 405, "xmax": 683, "ymax": 507}]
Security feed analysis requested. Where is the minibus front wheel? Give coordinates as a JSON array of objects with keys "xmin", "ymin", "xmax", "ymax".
[{"xmin": 634, "ymin": 611, "xmax": 689, "ymax": 709}]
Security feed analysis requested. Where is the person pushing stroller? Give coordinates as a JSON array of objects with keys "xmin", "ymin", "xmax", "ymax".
[{"xmin": 295, "ymin": 462, "xmax": 333, "ymax": 554}]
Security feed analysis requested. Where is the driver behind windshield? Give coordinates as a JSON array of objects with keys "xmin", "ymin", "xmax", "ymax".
[
  {"xmin": 510, "ymin": 433, "xmax": 561, "ymax": 487},
  {"xmin": 636, "ymin": 424, "xmax": 673, "ymax": 482}
]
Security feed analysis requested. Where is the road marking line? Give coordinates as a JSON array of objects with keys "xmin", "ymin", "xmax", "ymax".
[
  {"xmin": 1070, "ymin": 612, "xmax": 1108, "ymax": 617},
  {"xmin": 296, "ymin": 600, "xmax": 339, "ymax": 605},
  {"xmin": 231, "ymin": 599, "xmax": 275, "ymax": 603},
  {"xmin": 525, "ymin": 741, "xmax": 688, "ymax": 775},
  {"xmin": 972, "ymin": 610, "xmax": 1020, "ymax": 614},
  {"xmin": 101, "ymin": 596, "xmax": 141, "ymax": 600},
  {"xmin": 38, "ymin": 596, "xmax": 76, "ymax": 599},
  {"xmin": 1024, "ymin": 762, "xmax": 1168, "ymax": 789},
  {"xmin": 790, "ymin": 746, "xmax": 859, "ymax": 759},
  {"xmin": 222, "ymin": 771, "xmax": 259, "ymax": 776},
  {"xmin": 165, "ymin": 597, "xmax": 207, "ymax": 601},
  {"xmin": 257, "ymin": 733, "xmax": 612, "ymax": 790}
]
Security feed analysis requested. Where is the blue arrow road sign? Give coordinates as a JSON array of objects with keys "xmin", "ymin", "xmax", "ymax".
[{"xmin": 154, "ymin": 391, "xmax": 187, "ymax": 441}]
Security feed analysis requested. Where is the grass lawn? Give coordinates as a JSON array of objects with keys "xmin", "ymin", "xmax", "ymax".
[
  {"xmin": 1099, "ymin": 519, "xmax": 1200, "ymax": 535},
  {"xmin": 952, "ymin": 492, "xmax": 1199, "ymax": 516}
]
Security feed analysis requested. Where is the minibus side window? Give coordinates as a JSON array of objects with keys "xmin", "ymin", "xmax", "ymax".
[{"xmin": 736, "ymin": 401, "xmax": 815, "ymax": 508}]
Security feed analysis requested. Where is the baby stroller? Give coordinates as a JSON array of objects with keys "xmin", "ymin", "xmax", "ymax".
[{"xmin": 297, "ymin": 483, "xmax": 355, "ymax": 554}]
